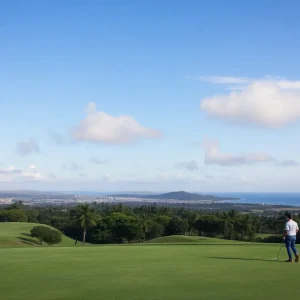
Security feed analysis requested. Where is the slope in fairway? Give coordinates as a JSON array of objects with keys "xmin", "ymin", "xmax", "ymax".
[
  {"xmin": 0, "ymin": 222, "xmax": 75, "ymax": 247},
  {"xmin": 146, "ymin": 235, "xmax": 253, "ymax": 244},
  {"xmin": 0, "ymin": 242, "xmax": 298, "ymax": 300}
]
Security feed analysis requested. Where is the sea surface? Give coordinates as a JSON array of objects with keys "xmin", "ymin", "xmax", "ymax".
[
  {"xmin": 211, "ymin": 192, "xmax": 300, "ymax": 206},
  {"xmin": 72, "ymin": 191, "xmax": 300, "ymax": 207}
]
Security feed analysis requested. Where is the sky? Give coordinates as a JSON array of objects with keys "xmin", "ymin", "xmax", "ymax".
[{"xmin": 1, "ymin": 0, "xmax": 300, "ymax": 192}]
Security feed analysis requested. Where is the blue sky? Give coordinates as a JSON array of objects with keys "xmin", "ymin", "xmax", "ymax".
[{"xmin": 1, "ymin": 0, "xmax": 300, "ymax": 192}]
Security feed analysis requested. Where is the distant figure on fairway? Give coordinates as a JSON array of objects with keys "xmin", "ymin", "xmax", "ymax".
[{"xmin": 283, "ymin": 213, "xmax": 299, "ymax": 262}]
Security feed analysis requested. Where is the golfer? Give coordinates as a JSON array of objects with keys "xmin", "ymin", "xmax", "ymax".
[{"xmin": 283, "ymin": 213, "xmax": 299, "ymax": 262}]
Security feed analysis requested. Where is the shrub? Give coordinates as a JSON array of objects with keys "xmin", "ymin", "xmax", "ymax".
[{"xmin": 31, "ymin": 226, "xmax": 62, "ymax": 245}]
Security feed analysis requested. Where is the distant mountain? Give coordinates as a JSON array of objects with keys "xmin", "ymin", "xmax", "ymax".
[{"xmin": 109, "ymin": 191, "xmax": 240, "ymax": 201}]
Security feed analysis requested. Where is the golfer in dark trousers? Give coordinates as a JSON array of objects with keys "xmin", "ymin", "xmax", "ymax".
[{"xmin": 283, "ymin": 213, "xmax": 299, "ymax": 262}]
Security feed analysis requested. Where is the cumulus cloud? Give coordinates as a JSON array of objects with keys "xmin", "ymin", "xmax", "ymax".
[
  {"xmin": 0, "ymin": 166, "xmax": 22, "ymax": 175},
  {"xmin": 0, "ymin": 165, "xmax": 42, "ymax": 181},
  {"xmin": 89, "ymin": 157, "xmax": 108, "ymax": 165},
  {"xmin": 174, "ymin": 160, "xmax": 199, "ymax": 172},
  {"xmin": 203, "ymin": 138, "xmax": 278, "ymax": 166},
  {"xmin": 72, "ymin": 102, "xmax": 162, "ymax": 144},
  {"xmin": 199, "ymin": 77, "xmax": 300, "ymax": 127},
  {"xmin": 22, "ymin": 164, "xmax": 42, "ymax": 179},
  {"xmin": 16, "ymin": 139, "xmax": 40, "ymax": 156}
]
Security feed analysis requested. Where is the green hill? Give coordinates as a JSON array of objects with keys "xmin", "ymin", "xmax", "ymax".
[
  {"xmin": 110, "ymin": 191, "xmax": 240, "ymax": 201},
  {"xmin": 0, "ymin": 222, "xmax": 76, "ymax": 247},
  {"xmin": 145, "ymin": 235, "xmax": 252, "ymax": 244}
]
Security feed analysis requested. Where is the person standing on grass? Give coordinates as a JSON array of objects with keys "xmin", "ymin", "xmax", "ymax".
[{"xmin": 283, "ymin": 213, "xmax": 299, "ymax": 262}]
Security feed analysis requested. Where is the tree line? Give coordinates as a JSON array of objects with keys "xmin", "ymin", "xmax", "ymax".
[{"xmin": 0, "ymin": 201, "xmax": 298, "ymax": 244}]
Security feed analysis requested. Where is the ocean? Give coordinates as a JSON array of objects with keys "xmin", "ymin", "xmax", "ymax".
[
  {"xmin": 72, "ymin": 191, "xmax": 300, "ymax": 206},
  {"xmin": 211, "ymin": 192, "xmax": 300, "ymax": 206}
]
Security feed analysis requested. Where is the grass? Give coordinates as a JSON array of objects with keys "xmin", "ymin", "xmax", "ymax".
[
  {"xmin": 0, "ymin": 233, "xmax": 299, "ymax": 300},
  {"xmin": 146, "ymin": 235, "xmax": 254, "ymax": 244},
  {"xmin": 0, "ymin": 222, "xmax": 76, "ymax": 247}
]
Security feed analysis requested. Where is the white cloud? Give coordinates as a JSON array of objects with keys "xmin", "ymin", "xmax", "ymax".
[
  {"xmin": 0, "ymin": 166, "xmax": 22, "ymax": 175},
  {"xmin": 0, "ymin": 165, "xmax": 43, "ymax": 181},
  {"xmin": 16, "ymin": 139, "xmax": 40, "ymax": 156},
  {"xmin": 201, "ymin": 80, "xmax": 300, "ymax": 127},
  {"xmin": 174, "ymin": 160, "xmax": 199, "ymax": 172},
  {"xmin": 203, "ymin": 138, "xmax": 277, "ymax": 166},
  {"xmin": 72, "ymin": 102, "xmax": 162, "ymax": 144}
]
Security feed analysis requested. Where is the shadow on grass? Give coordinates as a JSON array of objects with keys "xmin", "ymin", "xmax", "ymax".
[
  {"xmin": 17, "ymin": 232, "xmax": 41, "ymax": 246},
  {"xmin": 17, "ymin": 236, "xmax": 41, "ymax": 245},
  {"xmin": 207, "ymin": 256, "xmax": 283, "ymax": 263},
  {"xmin": 142, "ymin": 243, "xmax": 269, "ymax": 246},
  {"xmin": 21, "ymin": 233, "xmax": 32, "ymax": 237}
]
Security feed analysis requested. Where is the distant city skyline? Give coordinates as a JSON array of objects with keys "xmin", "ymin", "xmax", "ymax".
[{"xmin": 1, "ymin": 1, "xmax": 300, "ymax": 192}]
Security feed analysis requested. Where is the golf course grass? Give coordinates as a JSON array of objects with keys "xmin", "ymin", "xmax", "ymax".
[
  {"xmin": 0, "ymin": 222, "xmax": 75, "ymax": 247},
  {"xmin": 146, "ymin": 235, "xmax": 253, "ymax": 244},
  {"xmin": 1, "ymin": 230, "xmax": 298, "ymax": 300}
]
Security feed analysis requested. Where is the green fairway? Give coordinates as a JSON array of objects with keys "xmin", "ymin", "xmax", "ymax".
[
  {"xmin": 0, "ymin": 222, "xmax": 75, "ymax": 247},
  {"xmin": 0, "ymin": 240, "xmax": 298, "ymax": 300}
]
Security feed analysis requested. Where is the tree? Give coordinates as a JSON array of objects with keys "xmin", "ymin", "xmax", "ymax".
[
  {"xmin": 147, "ymin": 221, "xmax": 164, "ymax": 240},
  {"xmin": 194, "ymin": 216, "xmax": 222, "ymax": 237},
  {"xmin": 165, "ymin": 217, "xmax": 188, "ymax": 236},
  {"xmin": 139, "ymin": 213, "xmax": 152, "ymax": 241},
  {"xmin": 72, "ymin": 204, "xmax": 98, "ymax": 244},
  {"xmin": 187, "ymin": 211, "xmax": 198, "ymax": 236},
  {"xmin": 220, "ymin": 212, "xmax": 236, "ymax": 240},
  {"xmin": 106, "ymin": 212, "xmax": 141, "ymax": 243},
  {"xmin": 0, "ymin": 209, "xmax": 28, "ymax": 222},
  {"xmin": 31, "ymin": 226, "xmax": 62, "ymax": 245}
]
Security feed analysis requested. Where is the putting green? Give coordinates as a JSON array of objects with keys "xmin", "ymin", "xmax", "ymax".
[{"xmin": 0, "ymin": 242, "xmax": 298, "ymax": 300}]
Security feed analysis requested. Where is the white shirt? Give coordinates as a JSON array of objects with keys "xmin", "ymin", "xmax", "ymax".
[{"xmin": 285, "ymin": 219, "xmax": 299, "ymax": 236}]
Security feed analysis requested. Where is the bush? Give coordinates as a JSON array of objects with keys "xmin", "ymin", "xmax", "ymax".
[{"xmin": 31, "ymin": 226, "xmax": 62, "ymax": 245}]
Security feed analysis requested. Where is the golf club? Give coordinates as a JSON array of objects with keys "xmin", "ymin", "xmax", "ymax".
[{"xmin": 274, "ymin": 242, "xmax": 283, "ymax": 260}]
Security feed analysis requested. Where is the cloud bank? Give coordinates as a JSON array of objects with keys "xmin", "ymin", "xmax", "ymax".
[
  {"xmin": 202, "ymin": 138, "xmax": 297, "ymax": 167},
  {"xmin": 0, "ymin": 165, "xmax": 42, "ymax": 181}
]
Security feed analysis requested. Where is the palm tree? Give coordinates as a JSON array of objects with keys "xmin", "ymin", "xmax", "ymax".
[
  {"xmin": 187, "ymin": 212, "xmax": 198, "ymax": 236},
  {"xmin": 72, "ymin": 204, "xmax": 98, "ymax": 244},
  {"xmin": 139, "ymin": 213, "xmax": 151, "ymax": 241},
  {"xmin": 221, "ymin": 211, "xmax": 235, "ymax": 240}
]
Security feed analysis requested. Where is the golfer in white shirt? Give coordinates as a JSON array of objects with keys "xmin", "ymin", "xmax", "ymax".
[{"xmin": 283, "ymin": 213, "xmax": 299, "ymax": 262}]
